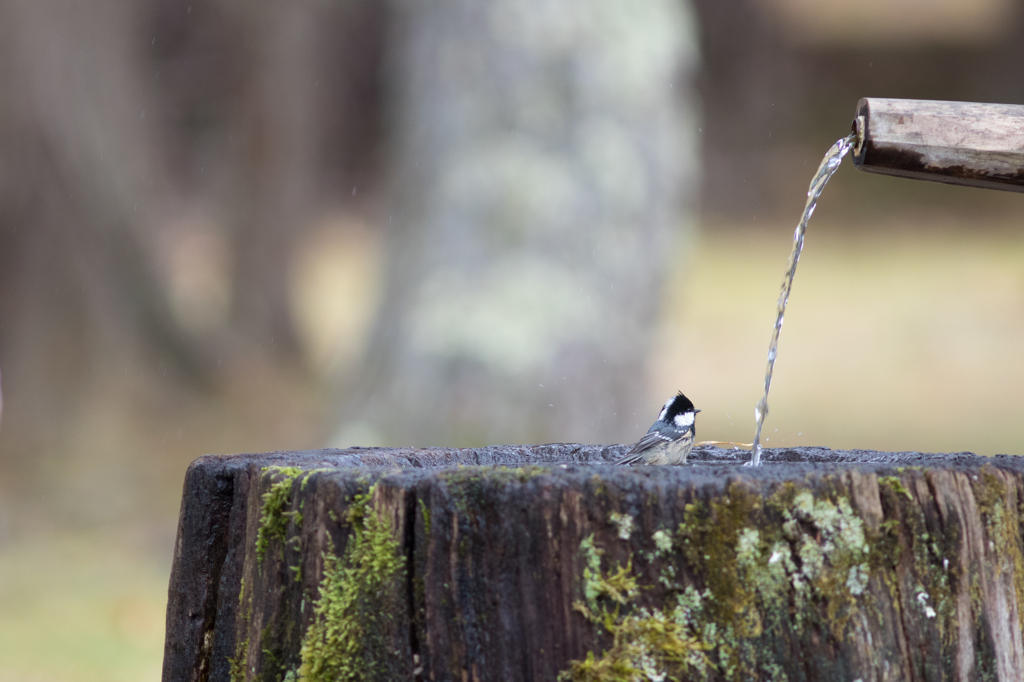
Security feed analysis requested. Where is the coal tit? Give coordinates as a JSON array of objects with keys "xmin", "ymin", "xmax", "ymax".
[{"xmin": 616, "ymin": 392, "xmax": 700, "ymax": 466}]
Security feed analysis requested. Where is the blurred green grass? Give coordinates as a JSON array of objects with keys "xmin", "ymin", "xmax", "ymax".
[
  {"xmin": 0, "ymin": 532, "xmax": 166, "ymax": 682},
  {"xmin": 651, "ymin": 214, "xmax": 1024, "ymax": 455}
]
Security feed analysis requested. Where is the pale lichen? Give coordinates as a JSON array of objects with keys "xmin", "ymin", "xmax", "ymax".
[
  {"xmin": 610, "ymin": 512, "xmax": 635, "ymax": 541},
  {"xmin": 652, "ymin": 530, "xmax": 673, "ymax": 554},
  {"xmin": 562, "ymin": 479, "xmax": 898, "ymax": 681},
  {"xmin": 974, "ymin": 466, "xmax": 1024, "ymax": 637},
  {"xmin": 562, "ymin": 534, "xmax": 708, "ymax": 681}
]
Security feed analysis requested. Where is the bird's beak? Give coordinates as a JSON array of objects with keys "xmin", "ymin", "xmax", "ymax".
[{"xmin": 695, "ymin": 409, "xmax": 701, "ymax": 413}]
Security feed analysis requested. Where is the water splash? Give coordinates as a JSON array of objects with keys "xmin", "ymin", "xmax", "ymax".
[{"xmin": 750, "ymin": 132, "xmax": 857, "ymax": 467}]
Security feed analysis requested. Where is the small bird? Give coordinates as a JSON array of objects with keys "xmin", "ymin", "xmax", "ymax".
[{"xmin": 616, "ymin": 392, "xmax": 700, "ymax": 466}]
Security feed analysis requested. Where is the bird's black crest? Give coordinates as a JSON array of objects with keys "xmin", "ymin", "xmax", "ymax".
[{"xmin": 663, "ymin": 391, "xmax": 695, "ymax": 420}]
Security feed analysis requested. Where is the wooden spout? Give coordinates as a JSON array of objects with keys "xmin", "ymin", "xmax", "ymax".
[{"xmin": 852, "ymin": 97, "xmax": 1024, "ymax": 192}]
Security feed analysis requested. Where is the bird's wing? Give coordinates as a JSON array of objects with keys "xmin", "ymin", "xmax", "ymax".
[
  {"xmin": 629, "ymin": 429, "xmax": 676, "ymax": 454},
  {"xmin": 615, "ymin": 432, "xmax": 673, "ymax": 465},
  {"xmin": 617, "ymin": 423, "xmax": 692, "ymax": 465}
]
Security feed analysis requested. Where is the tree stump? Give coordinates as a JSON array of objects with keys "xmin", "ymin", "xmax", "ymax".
[{"xmin": 162, "ymin": 445, "xmax": 1024, "ymax": 681}]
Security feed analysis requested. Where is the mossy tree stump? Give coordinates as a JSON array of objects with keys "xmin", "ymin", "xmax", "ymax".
[{"xmin": 162, "ymin": 445, "xmax": 1024, "ymax": 681}]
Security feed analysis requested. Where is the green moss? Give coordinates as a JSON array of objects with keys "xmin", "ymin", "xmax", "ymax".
[
  {"xmin": 678, "ymin": 486, "xmax": 763, "ymax": 633},
  {"xmin": 256, "ymin": 467, "xmax": 305, "ymax": 562},
  {"xmin": 261, "ymin": 622, "xmax": 279, "ymax": 665},
  {"xmin": 300, "ymin": 468, "xmax": 334, "ymax": 491},
  {"xmin": 439, "ymin": 465, "xmax": 550, "ymax": 522},
  {"xmin": 974, "ymin": 466, "xmax": 1024, "ymax": 636},
  {"xmin": 439, "ymin": 464, "xmax": 549, "ymax": 486},
  {"xmin": 419, "ymin": 498, "xmax": 432, "ymax": 536},
  {"xmin": 788, "ymin": 488, "xmax": 872, "ymax": 637},
  {"xmin": 675, "ymin": 485, "xmax": 785, "ymax": 676},
  {"xmin": 298, "ymin": 486, "xmax": 406, "ymax": 682},
  {"xmin": 562, "ymin": 480, "xmax": 891, "ymax": 681},
  {"xmin": 875, "ymin": 518, "xmax": 903, "ymax": 568},
  {"xmin": 564, "ymin": 486, "xmax": 771, "ymax": 681},
  {"xmin": 560, "ymin": 535, "xmax": 707, "ymax": 682},
  {"xmin": 230, "ymin": 579, "xmax": 254, "ymax": 682},
  {"xmin": 878, "ymin": 476, "xmax": 913, "ymax": 501},
  {"xmin": 888, "ymin": 473, "xmax": 957, "ymax": 646},
  {"xmin": 766, "ymin": 480, "xmax": 798, "ymax": 515},
  {"xmin": 230, "ymin": 637, "xmax": 250, "ymax": 682},
  {"xmin": 578, "ymin": 534, "xmax": 637, "ymax": 608}
]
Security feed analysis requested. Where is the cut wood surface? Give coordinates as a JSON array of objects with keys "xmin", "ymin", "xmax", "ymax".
[{"xmin": 162, "ymin": 445, "xmax": 1024, "ymax": 682}]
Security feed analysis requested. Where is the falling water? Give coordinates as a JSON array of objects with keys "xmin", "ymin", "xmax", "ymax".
[{"xmin": 750, "ymin": 132, "xmax": 857, "ymax": 467}]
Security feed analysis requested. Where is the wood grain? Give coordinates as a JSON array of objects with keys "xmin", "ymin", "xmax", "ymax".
[{"xmin": 162, "ymin": 446, "xmax": 1024, "ymax": 681}]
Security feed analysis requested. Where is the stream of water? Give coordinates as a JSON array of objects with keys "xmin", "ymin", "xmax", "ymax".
[{"xmin": 750, "ymin": 132, "xmax": 858, "ymax": 466}]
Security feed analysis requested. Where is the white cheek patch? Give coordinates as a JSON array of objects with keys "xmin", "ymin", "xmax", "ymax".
[
  {"xmin": 658, "ymin": 397, "xmax": 674, "ymax": 421},
  {"xmin": 674, "ymin": 412, "xmax": 695, "ymax": 428}
]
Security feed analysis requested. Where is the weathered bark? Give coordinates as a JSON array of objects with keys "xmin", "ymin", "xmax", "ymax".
[
  {"xmin": 228, "ymin": 0, "xmax": 326, "ymax": 359},
  {"xmin": 853, "ymin": 98, "xmax": 1024, "ymax": 192},
  {"xmin": 164, "ymin": 446, "xmax": 1024, "ymax": 682}
]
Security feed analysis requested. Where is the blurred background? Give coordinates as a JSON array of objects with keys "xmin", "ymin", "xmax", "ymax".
[{"xmin": 1, "ymin": 0, "xmax": 1024, "ymax": 679}]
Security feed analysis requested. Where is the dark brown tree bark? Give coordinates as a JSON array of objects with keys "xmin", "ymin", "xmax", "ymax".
[{"xmin": 164, "ymin": 446, "xmax": 1024, "ymax": 682}]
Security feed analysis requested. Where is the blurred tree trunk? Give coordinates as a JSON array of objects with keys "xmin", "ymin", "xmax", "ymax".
[
  {"xmin": 691, "ymin": 0, "xmax": 802, "ymax": 216},
  {"xmin": 336, "ymin": 0, "xmax": 701, "ymax": 446},
  {"xmin": 0, "ymin": 0, "xmax": 207, "ymax": 455},
  {"xmin": 0, "ymin": 0, "xmax": 365, "ymax": 503},
  {"xmin": 228, "ymin": 0, "xmax": 322, "ymax": 360},
  {"xmin": 218, "ymin": 0, "xmax": 389, "ymax": 363}
]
